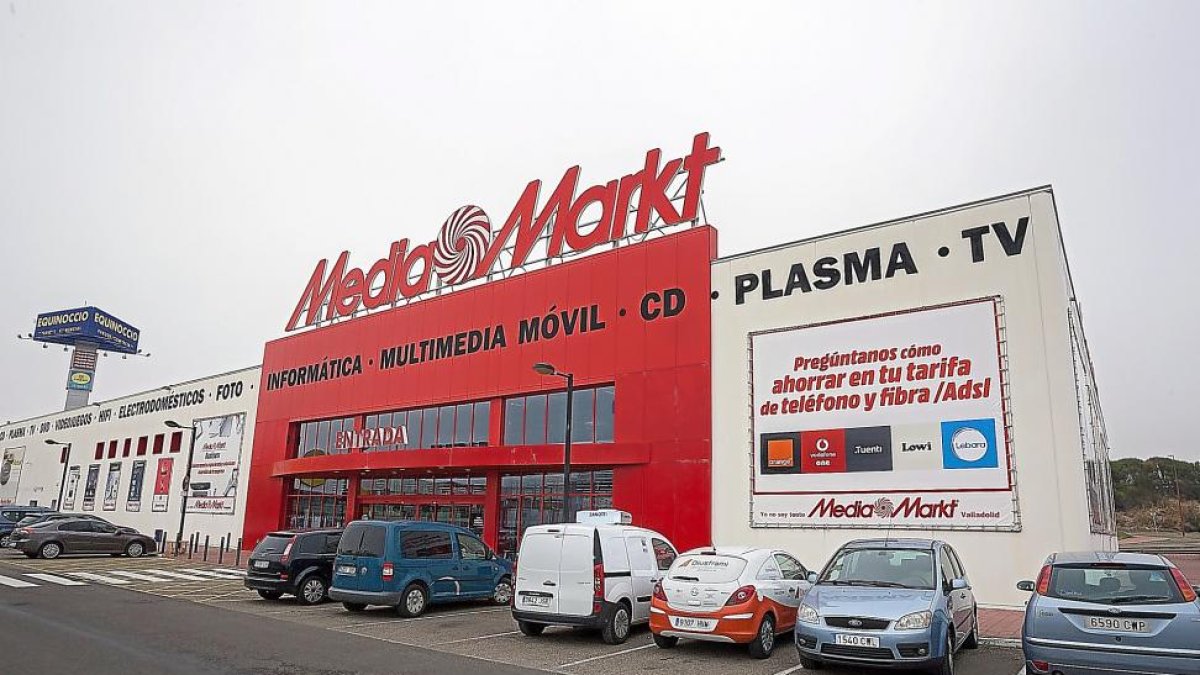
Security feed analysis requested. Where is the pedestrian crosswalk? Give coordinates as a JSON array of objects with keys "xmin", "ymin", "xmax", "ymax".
[{"xmin": 0, "ymin": 567, "xmax": 246, "ymax": 590}]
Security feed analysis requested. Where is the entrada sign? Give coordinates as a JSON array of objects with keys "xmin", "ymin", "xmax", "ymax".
[{"xmin": 287, "ymin": 132, "xmax": 722, "ymax": 331}]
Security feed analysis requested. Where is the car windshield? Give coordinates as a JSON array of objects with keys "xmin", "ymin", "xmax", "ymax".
[
  {"xmin": 820, "ymin": 548, "xmax": 936, "ymax": 590},
  {"xmin": 669, "ymin": 554, "xmax": 747, "ymax": 583},
  {"xmin": 1047, "ymin": 565, "xmax": 1185, "ymax": 605}
]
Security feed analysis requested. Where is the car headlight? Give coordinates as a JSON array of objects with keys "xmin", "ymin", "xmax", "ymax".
[
  {"xmin": 798, "ymin": 604, "xmax": 820, "ymax": 624},
  {"xmin": 895, "ymin": 610, "xmax": 932, "ymax": 630}
]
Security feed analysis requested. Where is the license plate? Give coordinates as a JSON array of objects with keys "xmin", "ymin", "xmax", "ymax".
[
  {"xmin": 521, "ymin": 595, "xmax": 551, "ymax": 607},
  {"xmin": 253, "ymin": 560, "xmax": 270, "ymax": 569},
  {"xmin": 336, "ymin": 564, "xmax": 357, "ymax": 576},
  {"xmin": 835, "ymin": 633, "xmax": 880, "ymax": 648},
  {"xmin": 669, "ymin": 616, "xmax": 717, "ymax": 632},
  {"xmin": 1086, "ymin": 617, "xmax": 1149, "ymax": 633}
]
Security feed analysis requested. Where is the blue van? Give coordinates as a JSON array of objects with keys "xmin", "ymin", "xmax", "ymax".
[{"xmin": 329, "ymin": 520, "xmax": 514, "ymax": 617}]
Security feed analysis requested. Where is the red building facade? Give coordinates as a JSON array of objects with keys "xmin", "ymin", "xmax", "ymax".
[{"xmin": 243, "ymin": 227, "xmax": 715, "ymax": 557}]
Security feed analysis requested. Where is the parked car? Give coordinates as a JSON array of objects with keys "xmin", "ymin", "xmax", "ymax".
[
  {"xmin": 8, "ymin": 517, "xmax": 156, "ymax": 559},
  {"xmin": 13, "ymin": 512, "xmax": 110, "ymax": 528},
  {"xmin": 0, "ymin": 506, "xmax": 54, "ymax": 547},
  {"xmin": 244, "ymin": 528, "xmax": 343, "ymax": 605},
  {"xmin": 1017, "ymin": 551, "xmax": 1200, "ymax": 675},
  {"xmin": 794, "ymin": 538, "xmax": 978, "ymax": 673},
  {"xmin": 512, "ymin": 510, "xmax": 678, "ymax": 644},
  {"xmin": 329, "ymin": 520, "xmax": 513, "ymax": 617},
  {"xmin": 650, "ymin": 546, "xmax": 811, "ymax": 658}
]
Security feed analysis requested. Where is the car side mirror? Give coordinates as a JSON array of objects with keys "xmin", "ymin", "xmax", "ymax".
[
  {"xmin": 807, "ymin": 571, "xmax": 819, "ymax": 584},
  {"xmin": 1016, "ymin": 580, "xmax": 1035, "ymax": 592},
  {"xmin": 951, "ymin": 578, "xmax": 969, "ymax": 591}
]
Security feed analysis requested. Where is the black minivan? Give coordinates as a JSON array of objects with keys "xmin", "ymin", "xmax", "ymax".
[{"xmin": 244, "ymin": 529, "xmax": 343, "ymax": 605}]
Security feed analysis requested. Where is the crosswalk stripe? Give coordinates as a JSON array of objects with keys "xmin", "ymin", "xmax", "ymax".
[
  {"xmin": 108, "ymin": 571, "xmax": 169, "ymax": 582},
  {"xmin": 140, "ymin": 569, "xmax": 209, "ymax": 581},
  {"xmin": 25, "ymin": 573, "xmax": 87, "ymax": 586},
  {"xmin": 0, "ymin": 574, "xmax": 38, "ymax": 588},
  {"xmin": 181, "ymin": 568, "xmax": 243, "ymax": 579},
  {"xmin": 214, "ymin": 568, "xmax": 246, "ymax": 576},
  {"xmin": 68, "ymin": 572, "xmax": 131, "ymax": 585}
]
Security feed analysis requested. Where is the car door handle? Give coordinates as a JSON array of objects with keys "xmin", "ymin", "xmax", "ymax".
[{"xmin": 543, "ymin": 581, "xmax": 557, "ymax": 587}]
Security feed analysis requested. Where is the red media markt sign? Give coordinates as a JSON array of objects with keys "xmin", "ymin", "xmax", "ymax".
[{"xmin": 286, "ymin": 132, "xmax": 722, "ymax": 331}]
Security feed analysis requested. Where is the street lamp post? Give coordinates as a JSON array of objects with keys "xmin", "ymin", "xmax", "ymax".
[
  {"xmin": 165, "ymin": 420, "xmax": 198, "ymax": 552},
  {"xmin": 1170, "ymin": 454, "xmax": 1185, "ymax": 536},
  {"xmin": 533, "ymin": 362, "xmax": 575, "ymax": 523},
  {"xmin": 44, "ymin": 440, "xmax": 72, "ymax": 510}
]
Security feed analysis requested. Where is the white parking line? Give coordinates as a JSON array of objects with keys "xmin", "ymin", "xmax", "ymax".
[
  {"xmin": 25, "ymin": 573, "xmax": 87, "ymax": 586},
  {"xmin": 141, "ymin": 570, "xmax": 209, "ymax": 581},
  {"xmin": 0, "ymin": 574, "xmax": 38, "ymax": 588},
  {"xmin": 340, "ymin": 607, "xmax": 509, "ymax": 629},
  {"xmin": 558, "ymin": 643, "xmax": 655, "ymax": 668},
  {"xmin": 439, "ymin": 630, "xmax": 520, "ymax": 645},
  {"xmin": 109, "ymin": 571, "xmax": 170, "ymax": 582},
  {"xmin": 771, "ymin": 665, "xmax": 806, "ymax": 675},
  {"xmin": 68, "ymin": 572, "xmax": 131, "ymax": 585},
  {"xmin": 180, "ymin": 568, "xmax": 244, "ymax": 579}
]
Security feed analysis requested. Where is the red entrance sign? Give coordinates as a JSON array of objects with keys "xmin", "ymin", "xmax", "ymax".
[
  {"xmin": 286, "ymin": 132, "xmax": 721, "ymax": 331},
  {"xmin": 334, "ymin": 427, "xmax": 408, "ymax": 452}
]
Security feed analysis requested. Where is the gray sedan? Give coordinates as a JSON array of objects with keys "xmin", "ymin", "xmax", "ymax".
[{"xmin": 8, "ymin": 518, "xmax": 156, "ymax": 559}]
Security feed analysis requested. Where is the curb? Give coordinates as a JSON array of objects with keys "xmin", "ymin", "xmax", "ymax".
[{"xmin": 980, "ymin": 637, "xmax": 1020, "ymax": 648}]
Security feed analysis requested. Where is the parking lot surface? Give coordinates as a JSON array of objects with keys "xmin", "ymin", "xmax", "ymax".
[{"xmin": 0, "ymin": 550, "xmax": 1024, "ymax": 674}]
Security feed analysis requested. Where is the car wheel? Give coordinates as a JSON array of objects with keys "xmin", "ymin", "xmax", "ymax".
[
  {"xmin": 342, "ymin": 602, "xmax": 367, "ymax": 612},
  {"xmin": 125, "ymin": 541, "xmax": 146, "ymax": 558},
  {"xmin": 797, "ymin": 654, "xmax": 823, "ymax": 670},
  {"xmin": 257, "ymin": 589, "xmax": 284, "ymax": 601},
  {"xmin": 748, "ymin": 613, "xmax": 776, "ymax": 659},
  {"xmin": 492, "ymin": 576, "xmax": 513, "ymax": 605},
  {"xmin": 601, "ymin": 602, "xmax": 631, "ymax": 645},
  {"xmin": 0, "ymin": 535, "xmax": 9, "ymax": 547},
  {"xmin": 517, "ymin": 620, "xmax": 545, "ymax": 636},
  {"xmin": 963, "ymin": 607, "xmax": 979, "ymax": 649},
  {"xmin": 39, "ymin": 542, "xmax": 62, "ymax": 560},
  {"xmin": 299, "ymin": 576, "xmax": 328, "ymax": 605},
  {"xmin": 653, "ymin": 633, "xmax": 678, "ymax": 649},
  {"xmin": 932, "ymin": 632, "xmax": 955, "ymax": 675},
  {"xmin": 397, "ymin": 583, "xmax": 428, "ymax": 618}
]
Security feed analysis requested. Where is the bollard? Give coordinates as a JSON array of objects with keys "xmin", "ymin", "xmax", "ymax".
[
  {"xmin": 218, "ymin": 536, "xmax": 225, "ymax": 564},
  {"xmin": 188, "ymin": 533, "xmax": 195, "ymax": 559},
  {"xmin": 235, "ymin": 537, "xmax": 242, "ymax": 567},
  {"xmin": 204, "ymin": 535, "xmax": 210, "ymax": 562}
]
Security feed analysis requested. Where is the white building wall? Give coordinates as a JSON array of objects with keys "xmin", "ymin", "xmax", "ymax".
[
  {"xmin": 710, "ymin": 188, "xmax": 1115, "ymax": 608},
  {"xmin": 0, "ymin": 366, "xmax": 260, "ymax": 548}
]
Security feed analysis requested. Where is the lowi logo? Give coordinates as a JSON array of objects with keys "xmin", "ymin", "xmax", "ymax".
[
  {"xmin": 807, "ymin": 496, "xmax": 962, "ymax": 520},
  {"xmin": 287, "ymin": 133, "xmax": 722, "ymax": 331}
]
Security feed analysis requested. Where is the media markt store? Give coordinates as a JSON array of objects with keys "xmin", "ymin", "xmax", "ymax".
[{"xmin": 242, "ymin": 134, "xmax": 722, "ymax": 558}]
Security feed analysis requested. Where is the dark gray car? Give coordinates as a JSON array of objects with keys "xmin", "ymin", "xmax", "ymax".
[{"xmin": 8, "ymin": 518, "xmax": 156, "ymax": 559}]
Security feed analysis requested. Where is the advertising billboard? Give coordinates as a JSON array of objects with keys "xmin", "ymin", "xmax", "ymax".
[
  {"xmin": 186, "ymin": 414, "xmax": 245, "ymax": 515},
  {"xmin": 750, "ymin": 298, "xmax": 1018, "ymax": 530},
  {"xmin": 152, "ymin": 457, "xmax": 173, "ymax": 512},
  {"xmin": 127, "ymin": 460, "xmax": 146, "ymax": 512},
  {"xmin": 103, "ymin": 462, "xmax": 122, "ymax": 511},
  {"xmin": 0, "ymin": 446, "xmax": 26, "ymax": 506},
  {"xmin": 32, "ymin": 306, "xmax": 140, "ymax": 354},
  {"xmin": 63, "ymin": 466, "xmax": 81, "ymax": 510},
  {"xmin": 82, "ymin": 464, "xmax": 100, "ymax": 510}
]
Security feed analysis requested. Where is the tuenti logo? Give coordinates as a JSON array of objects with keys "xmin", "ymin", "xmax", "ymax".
[
  {"xmin": 807, "ymin": 496, "xmax": 961, "ymax": 520},
  {"xmin": 286, "ymin": 133, "xmax": 722, "ymax": 331}
]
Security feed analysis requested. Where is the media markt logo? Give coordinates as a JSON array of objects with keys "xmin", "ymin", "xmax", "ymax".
[
  {"xmin": 808, "ymin": 496, "xmax": 960, "ymax": 520},
  {"xmin": 940, "ymin": 418, "xmax": 999, "ymax": 469}
]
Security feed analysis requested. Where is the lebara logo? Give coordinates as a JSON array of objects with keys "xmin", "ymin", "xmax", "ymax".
[{"xmin": 940, "ymin": 419, "xmax": 999, "ymax": 469}]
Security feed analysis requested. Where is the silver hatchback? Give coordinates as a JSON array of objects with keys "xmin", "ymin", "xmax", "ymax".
[{"xmin": 1017, "ymin": 551, "xmax": 1200, "ymax": 675}]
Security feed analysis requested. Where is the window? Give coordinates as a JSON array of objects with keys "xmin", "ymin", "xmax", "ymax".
[
  {"xmin": 136, "ymin": 437, "xmax": 148, "ymax": 456},
  {"xmin": 59, "ymin": 521, "xmax": 91, "ymax": 532},
  {"xmin": 547, "ymin": 392, "xmax": 567, "ymax": 443},
  {"xmin": 775, "ymin": 553, "xmax": 807, "ymax": 580},
  {"xmin": 596, "ymin": 386, "xmax": 615, "ymax": 442},
  {"xmin": 758, "ymin": 558, "xmax": 783, "ymax": 580},
  {"xmin": 571, "ymin": 389, "xmax": 595, "ymax": 443},
  {"xmin": 437, "ymin": 405, "xmax": 455, "ymax": 447},
  {"xmin": 503, "ymin": 398, "xmax": 524, "ymax": 445},
  {"xmin": 108, "ymin": 440, "xmax": 118, "ymax": 459},
  {"xmin": 822, "ymin": 548, "xmax": 935, "ymax": 590},
  {"xmin": 524, "ymin": 395, "xmax": 546, "ymax": 445},
  {"xmin": 502, "ymin": 386, "xmax": 615, "ymax": 446},
  {"xmin": 1046, "ymin": 565, "xmax": 1185, "ymax": 605},
  {"xmin": 946, "ymin": 546, "xmax": 967, "ymax": 581},
  {"xmin": 457, "ymin": 533, "xmax": 488, "ymax": 560},
  {"xmin": 938, "ymin": 548, "xmax": 956, "ymax": 587},
  {"xmin": 90, "ymin": 522, "xmax": 117, "ymax": 534},
  {"xmin": 94, "ymin": 442, "xmax": 104, "ymax": 461},
  {"xmin": 294, "ymin": 417, "xmax": 356, "ymax": 456},
  {"xmin": 400, "ymin": 530, "xmax": 453, "ymax": 559},
  {"xmin": 285, "ymin": 477, "xmax": 348, "ymax": 530},
  {"xmin": 472, "ymin": 402, "xmax": 490, "ymax": 445},
  {"xmin": 455, "ymin": 403, "xmax": 472, "ymax": 446},
  {"xmin": 298, "ymin": 535, "xmax": 325, "ymax": 554},
  {"xmin": 497, "ymin": 469, "xmax": 614, "ymax": 559},
  {"xmin": 121, "ymin": 439, "xmax": 131, "ymax": 457},
  {"xmin": 323, "ymin": 534, "xmax": 341, "ymax": 554},
  {"xmin": 421, "ymin": 409, "xmax": 438, "ymax": 448},
  {"xmin": 169, "ymin": 432, "xmax": 182, "ymax": 453},
  {"xmin": 152, "ymin": 434, "xmax": 165, "ymax": 455},
  {"xmin": 651, "ymin": 538, "xmax": 676, "ymax": 571},
  {"xmin": 338, "ymin": 523, "xmax": 385, "ymax": 557}
]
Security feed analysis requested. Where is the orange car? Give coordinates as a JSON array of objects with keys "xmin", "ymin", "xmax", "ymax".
[{"xmin": 650, "ymin": 547, "xmax": 812, "ymax": 658}]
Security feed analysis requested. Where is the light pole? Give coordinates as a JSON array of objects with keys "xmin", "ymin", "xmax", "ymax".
[
  {"xmin": 1170, "ymin": 454, "xmax": 1185, "ymax": 536},
  {"xmin": 44, "ymin": 440, "xmax": 72, "ymax": 510},
  {"xmin": 533, "ymin": 362, "xmax": 575, "ymax": 523},
  {"xmin": 166, "ymin": 420, "xmax": 198, "ymax": 552}
]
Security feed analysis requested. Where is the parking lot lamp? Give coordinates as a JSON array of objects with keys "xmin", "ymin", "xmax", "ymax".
[
  {"xmin": 165, "ymin": 420, "xmax": 198, "ymax": 551},
  {"xmin": 44, "ymin": 439, "xmax": 72, "ymax": 510},
  {"xmin": 533, "ymin": 362, "xmax": 575, "ymax": 522}
]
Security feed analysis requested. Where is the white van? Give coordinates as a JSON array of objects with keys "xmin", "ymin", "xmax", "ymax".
[{"xmin": 512, "ymin": 510, "xmax": 678, "ymax": 644}]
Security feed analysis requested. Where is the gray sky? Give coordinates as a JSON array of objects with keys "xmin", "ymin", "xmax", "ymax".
[{"xmin": 2, "ymin": 1, "xmax": 1196, "ymax": 460}]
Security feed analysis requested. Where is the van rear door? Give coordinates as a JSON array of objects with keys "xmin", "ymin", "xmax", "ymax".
[
  {"xmin": 515, "ymin": 529, "xmax": 563, "ymax": 614},
  {"xmin": 557, "ymin": 530, "xmax": 596, "ymax": 617},
  {"xmin": 334, "ymin": 522, "xmax": 387, "ymax": 593}
]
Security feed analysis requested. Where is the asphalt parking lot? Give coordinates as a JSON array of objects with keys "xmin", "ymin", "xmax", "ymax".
[{"xmin": 0, "ymin": 549, "xmax": 1023, "ymax": 675}]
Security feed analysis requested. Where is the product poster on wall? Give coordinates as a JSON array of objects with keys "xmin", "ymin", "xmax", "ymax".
[
  {"xmin": 749, "ymin": 298, "xmax": 1018, "ymax": 530},
  {"xmin": 152, "ymin": 457, "xmax": 173, "ymax": 512},
  {"xmin": 82, "ymin": 464, "xmax": 100, "ymax": 511},
  {"xmin": 103, "ymin": 462, "xmax": 122, "ymax": 511},
  {"xmin": 127, "ymin": 460, "xmax": 146, "ymax": 512},
  {"xmin": 0, "ymin": 446, "xmax": 26, "ymax": 506},
  {"xmin": 186, "ymin": 413, "xmax": 245, "ymax": 515},
  {"xmin": 63, "ymin": 466, "xmax": 81, "ymax": 510}
]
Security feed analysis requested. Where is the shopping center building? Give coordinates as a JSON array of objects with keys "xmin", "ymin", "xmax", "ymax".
[{"xmin": 2, "ymin": 134, "xmax": 1113, "ymax": 607}]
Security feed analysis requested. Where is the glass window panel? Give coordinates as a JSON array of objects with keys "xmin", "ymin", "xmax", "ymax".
[
  {"xmin": 401, "ymin": 478, "xmax": 418, "ymax": 495},
  {"xmin": 437, "ymin": 405, "xmax": 456, "ymax": 446},
  {"xmin": 547, "ymin": 392, "xmax": 567, "ymax": 444},
  {"xmin": 522, "ymin": 496, "xmax": 542, "ymax": 528},
  {"xmin": 452, "ymin": 477, "xmax": 469, "ymax": 495},
  {"xmin": 594, "ymin": 495, "xmax": 613, "ymax": 509},
  {"xmin": 316, "ymin": 420, "xmax": 331, "ymax": 453},
  {"xmin": 331, "ymin": 419, "xmax": 345, "ymax": 454},
  {"xmin": 569, "ymin": 471, "xmax": 591, "ymax": 494},
  {"xmin": 403, "ymin": 410, "xmax": 419, "ymax": 449},
  {"xmin": 470, "ymin": 476, "xmax": 487, "ymax": 495},
  {"xmin": 503, "ymin": 398, "xmax": 525, "ymax": 445},
  {"xmin": 594, "ymin": 470, "xmax": 613, "ymax": 494},
  {"xmin": 434, "ymin": 477, "xmax": 451, "ymax": 495},
  {"xmin": 391, "ymin": 411, "xmax": 406, "ymax": 450},
  {"xmin": 501, "ymin": 475, "xmax": 520, "ymax": 495},
  {"xmin": 296, "ymin": 425, "xmax": 308, "ymax": 458},
  {"xmin": 388, "ymin": 478, "xmax": 402, "ymax": 494},
  {"xmin": 419, "ymin": 504, "xmax": 435, "ymax": 521},
  {"xmin": 571, "ymin": 389, "xmax": 595, "ymax": 443},
  {"xmin": 596, "ymin": 386, "xmax": 615, "ymax": 443},
  {"xmin": 544, "ymin": 472, "xmax": 564, "ymax": 495},
  {"xmin": 544, "ymin": 497, "xmax": 564, "ymax": 525},
  {"xmin": 521, "ymin": 474, "xmax": 542, "ymax": 493},
  {"xmin": 421, "ymin": 408, "xmax": 438, "ymax": 448},
  {"xmin": 472, "ymin": 402, "xmax": 490, "ymax": 445},
  {"xmin": 524, "ymin": 394, "xmax": 547, "ymax": 445},
  {"xmin": 366, "ymin": 414, "xmax": 378, "ymax": 430},
  {"xmin": 418, "ymin": 477, "xmax": 434, "ymax": 495},
  {"xmin": 455, "ymin": 403, "xmax": 473, "ymax": 446}
]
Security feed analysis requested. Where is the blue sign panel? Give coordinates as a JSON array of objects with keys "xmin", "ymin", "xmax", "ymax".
[{"xmin": 33, "ymin": 307, "xmax": 140, "ymax": 354}]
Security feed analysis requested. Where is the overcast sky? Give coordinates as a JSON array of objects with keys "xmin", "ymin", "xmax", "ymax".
[{"xmin": 1, "ymin": 1, "xmax": 1196, "ymax": 461}]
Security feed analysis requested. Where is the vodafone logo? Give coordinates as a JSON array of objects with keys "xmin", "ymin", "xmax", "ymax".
[{"xmin": 950, "ymin": 427, "xmax": 989, "ymax": 462}]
